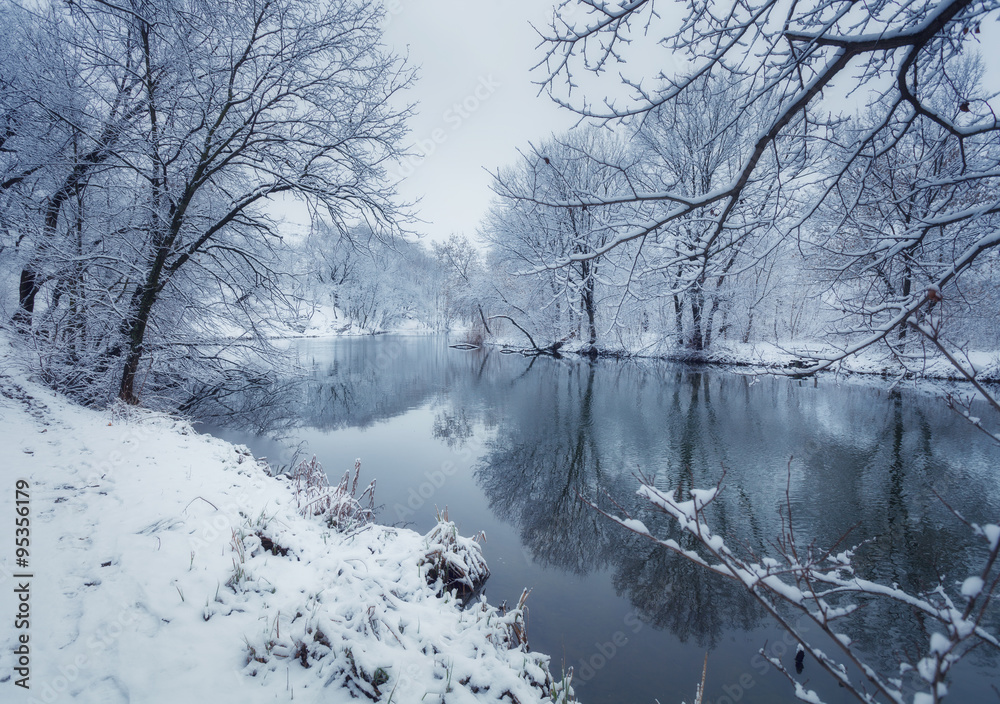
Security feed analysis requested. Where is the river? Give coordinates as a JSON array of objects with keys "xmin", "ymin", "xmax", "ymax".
[{"xmin": 193, "ymin": 335, "xmax": 1000, "ymax": 704}]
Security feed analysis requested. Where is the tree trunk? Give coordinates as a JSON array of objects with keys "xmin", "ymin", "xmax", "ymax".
[
  {"xmin": 118, "ymin": 234, "xmax": 171, "ymax": 404},
  {"xmin": 742, "ymin": 309, "xmax": 754, "ymax": 344},
  {"xmin": 12, "ymin": 269, "xmax": 38, "ymax": 330},
  {"xmin": 690, "ymin": 286, "xmax": 705, "ymax": 351},
  {"xmin": 898, "ymin": 261, "xmax": 912, "ymax": 342},
  {"xmin": 673, "ymin": 292, "xmax": 684, "ymax": 347},
  {"xmin": 582, "ymin": 265, "xmax": 597, "ymax": 346},
  {"xmin": 118, "ymin": 284, "xmax": 158, "ymax": 404},
  {"xmin": 704, "ymin": 296, "xmax": 722, "ymax": 350}
]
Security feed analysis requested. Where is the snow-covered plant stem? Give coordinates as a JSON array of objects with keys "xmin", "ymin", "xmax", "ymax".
[{"xmin": 584, "ymin": 467, "xmax": 999, "ymax": 704}]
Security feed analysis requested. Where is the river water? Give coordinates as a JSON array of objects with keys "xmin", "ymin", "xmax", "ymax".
[{"xmin": 194, "ymin": 335, "xmax": 1000, "ymax": 704}]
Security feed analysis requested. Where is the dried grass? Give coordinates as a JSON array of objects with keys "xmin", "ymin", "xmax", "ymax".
[{"xmin": 292, "ymin": 457, "xmax": 375, "ymax": 531}]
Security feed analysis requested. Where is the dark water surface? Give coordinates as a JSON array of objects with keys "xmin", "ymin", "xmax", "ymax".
[{"xmin": 195, "ymin": 335, "xmax": 1000, "ymax": 704}]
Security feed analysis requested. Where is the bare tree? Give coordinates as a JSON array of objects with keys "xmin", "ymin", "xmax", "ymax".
[
  {"xmin": 432, "ymin": 234, "xmax": 490, "ymax": 333},
  {"xmin": 484, "ymin": 127, "xmax": 633, "ymax": 352},
  {"xmin": 532, "ymin": 2, "xmax": 1000, "ymax": 701},
  {"xmin": 630, "ymin": 77, "xmax": 771, "ymax": 351},
  {"xmin": 529, "ymin": 0, "xmax": 1000, "ymax": 368},
  {"xmin": 804, "ymin": 56, "xmax": 999, "ymax": 369},
  {"xmin": 1, "ymin": 3, "xmax": 142, "ymax": 339},
  {"xmin": 3, "ymin": 0, "xmax": 412, "ymax": 404}
]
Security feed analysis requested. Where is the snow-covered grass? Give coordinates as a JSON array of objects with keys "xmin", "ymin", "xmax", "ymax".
[{"xmin": 0, "ymin": 361, "xmax": 574, "ymax": 703}]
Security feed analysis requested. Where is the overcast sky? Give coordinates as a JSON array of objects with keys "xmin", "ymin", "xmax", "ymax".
[
  {"xmin": 380, "ymin": 2, "xmax": 1000, "ymax": 247},
  {"xmin": 381, "ymin": 2, "xmax": 577, "ymax": 244}
]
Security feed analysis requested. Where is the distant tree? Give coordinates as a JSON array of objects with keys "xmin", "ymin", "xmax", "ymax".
[
  {"xmin": 300, "ymin": 226, "xmax": 436, "ymax": 334},
  {"xmin": 432, "ymin": 234, "xmax": 488, "ymax": 333},
  {"xmin": 485, "ymin": 127, "xmax": 631, "ymax": 351},
  {"xmin": 630, "ymin": 77, "xmax": 771, "ymax": 351}
]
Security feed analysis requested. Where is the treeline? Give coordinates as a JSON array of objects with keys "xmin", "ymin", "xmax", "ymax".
[{"xmin": 466, "ymin": 66, "xmax": 1000, "ymax": 361}]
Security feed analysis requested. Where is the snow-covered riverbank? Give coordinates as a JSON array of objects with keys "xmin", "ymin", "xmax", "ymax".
[
  {"xmin": 0, "ymin": 364, "xmax": 573, "ymax": 703},
  {"xmin": 489, "ymin": 334, "xmax": 1000, "ymax": 383}
]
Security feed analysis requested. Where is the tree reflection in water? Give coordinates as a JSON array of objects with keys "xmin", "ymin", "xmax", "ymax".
[{"xmin": 473, "ymin": 363, "xmax": 765, "ymax": 647}]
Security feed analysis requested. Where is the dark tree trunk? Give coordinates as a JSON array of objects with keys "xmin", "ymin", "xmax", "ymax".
[
  {"xmin": 673, "ymin": 292, "xmax": 684, "ymax": 347},
  {"xmin": 118, "ymin": 236, "xmax": 171, "ymax": 404},
  {"xmin": 581, "ymin": 262, "xmax": 597, "ymax": 346},
  {"xmin": 12, "ymin": 269, "xmax": 38, "ymax": 330},
  {"xmin": 898, "ymin": 261, "xmax": 912, "ymax": 342},
  {"xmin": 690, "ymin": 288, "xmax": 705, "ymax": 351},
  {"xmin": 118, "ymin": 287, "xmax": 157, "ymax": 404}
]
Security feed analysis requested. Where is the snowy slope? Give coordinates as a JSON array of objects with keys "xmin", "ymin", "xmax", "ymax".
[{"xmin": 0, "ymin": 364, "xmax": 573, "ymax": 703}]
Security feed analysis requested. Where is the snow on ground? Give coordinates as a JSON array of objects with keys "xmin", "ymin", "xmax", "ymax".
[
  {"xmin": 0, "ymin": 360, "xmax": 573, "ymax": 703},
  {"xmin": 275, "ymin": 304, "xmax": 435, "ymax": 338}
]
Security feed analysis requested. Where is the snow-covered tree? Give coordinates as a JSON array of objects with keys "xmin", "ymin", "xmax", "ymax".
[
  {"xmin": 804, "ymin": 55, "xmax": 1000, "ymax": 365},
  {"xmin": 431, "ymin": 234, "xmax": 489, "ymax": 333},
  {"xmin": 529, "ymin": 0, "xmax": 999, "ymax": 366},
  {"xmin": 292, "ymin": 224, "xmax": 438, "ymax": 334},
  {"xmin": 520, "ymin": 1, "xmax": 1000, "ymax": 701},
  {"xmin": 3, "ymin": 0, "xmax": 412, "ymax": 404},
  {"xmin": 629, "ymin": 77, "xmax": 777, "ymax": 351},
  {"xmin": 484, "ymin": 127, "xmax": 632, "ymax": 351}
]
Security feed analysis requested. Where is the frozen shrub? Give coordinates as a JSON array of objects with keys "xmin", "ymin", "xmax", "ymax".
[{"xmin": 419, "ymin": 508, "xmax": 490, "ymax": 604}]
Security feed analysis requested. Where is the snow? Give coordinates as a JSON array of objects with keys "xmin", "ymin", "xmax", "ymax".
[
  {"xmin": 689, "ymin": 487, "xmax": 718, "ymax": 509},
  {"xmin": 792, "ymin": 682, "xmax": 824, "ymax": 703},
  {"xmin": 961, "ymin": 576, "xmax": 985, "ymax": 599},
  {"xmin": 929, "ymin": 632, "xmax": 951, "ymax": 656},
  {"xmin": 620, "ymin": 518, "xmax": 649, "ymax": 535},
  {"xmin": 0, "ymin": 368, "xmax": 572, "ymax": 703},
  {"xmin": 489, "ymin": 331, "xmax": 1000, "ymax": 386},
  {"xmin": 983, "ymin": 524, "xmax": 1000, "ymax": 550},
  {"xmin": 760, "ymin": 575, "xmax": 805, "ymax": 605}
]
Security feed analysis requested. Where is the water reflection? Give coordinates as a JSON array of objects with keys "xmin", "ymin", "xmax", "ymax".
[
  {"xmin": 471, "ymin": 362, "xmax": 765, "ymax": 647},
  {"xmin": 191, "ymin": 336, "xmax": 1000, "ymax": 700}
]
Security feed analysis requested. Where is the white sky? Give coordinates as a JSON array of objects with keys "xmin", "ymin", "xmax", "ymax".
[
  {"xmin": 381, "ymin": 1, "xmax": 577, "ymax": 244},
  {"xmin": 380, "ymin": 2, "xmax": 1000, "ymax": 247}
]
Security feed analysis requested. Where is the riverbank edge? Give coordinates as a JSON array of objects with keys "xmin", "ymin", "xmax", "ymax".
[
  {"xmin": 481, "ymin": 336, "xmax": 1000, "ymax": 384},
  {"xmin": 189, "ymin": 319, "xmax": 1000, "ymax": 384},
  {"xmin": 0, "ymin": 360, "xmax": 575, "ymax": 703}
]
